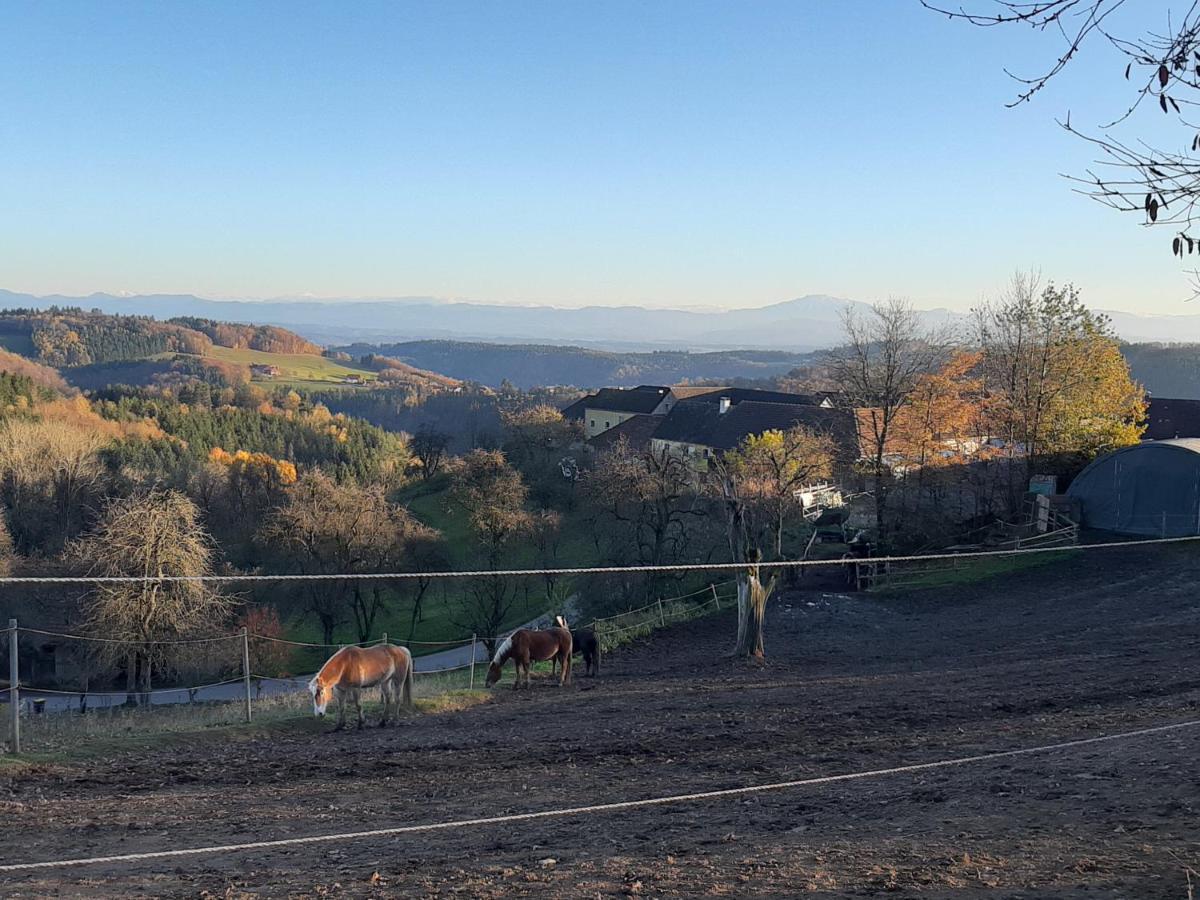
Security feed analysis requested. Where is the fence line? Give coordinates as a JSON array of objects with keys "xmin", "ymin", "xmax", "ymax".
[
  {"xmin": 15, "ymin": 627, "xmax": 241, "ymax": 646},
  {"xmin": 18, "ymin": 629, "xmax": 480, "ymax": 650},
  {"xmin": 4, "ymin": 581, "xmax": 733, "ymax": 718},
  {"xmin": 0, "ymin": 532, "xmax": 1189, "ymax": 585},
  {"xmin": 13, "ymin": 678, "xmax": 247, "ymax": 698},
  {"xmin": 3, "ymin": 715, "xmax": 1196, "ymax": 873},
  {"xmin": 591, "ymin": 581, "xmax": 734, "ymax": 625}
]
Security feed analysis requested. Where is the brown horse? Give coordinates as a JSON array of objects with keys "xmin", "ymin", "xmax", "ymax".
[
  {"xmin": 552, "ymin": 615, "xmax": 600, "ymax": 677},
  {"xmin": 485, "ymin": 627, "xmax": 572, "ymax": 690},
  {"xmin": 309, "ymin": 643, "xmax": 414, "ymax": 730}
]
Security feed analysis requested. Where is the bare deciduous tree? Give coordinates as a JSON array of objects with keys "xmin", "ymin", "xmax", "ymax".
[
  {"xmin": 0, "ymin": 418, "xmax": 105, "ymax": 552},
  {"xmin": 263, "ymin": 471, "xmax": 441, "ymax": 643},
  {"xmin": 449, "ymin": 449, "xmax": 533, "ymax": 654},
  {"xmin": 73, "ymin": 490, "xmax": 235, "ymax": 705},
  {"xmin": 925, "ymin": 1, "xmax": 1200, "ymax": 281},
  {"xmin": 411, "ymin": 428, "xmax": 450, "ymax": 481},
  {"xmin": 710, "ymin": 462, "xmax": 777, "ymax": 661},
  {"xmin": 827, "ymin": 299, "xmax": 946, "ymax": 540}
]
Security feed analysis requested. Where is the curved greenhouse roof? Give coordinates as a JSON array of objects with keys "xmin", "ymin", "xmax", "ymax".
[{"xmin": 1067, "ymin": 439, "xmax": 1200, "ymax": 537}]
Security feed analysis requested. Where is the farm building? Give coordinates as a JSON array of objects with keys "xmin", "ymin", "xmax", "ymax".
[{"xmin": 1067, "ymin": 439, "xmax": 1200, "ymax": 536}]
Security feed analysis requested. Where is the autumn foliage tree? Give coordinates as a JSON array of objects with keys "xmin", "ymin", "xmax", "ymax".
[
  {"xmin": 890, "ymin": 351, "xmax": 987, "ymax": 472},
  {"xmin": 974, "ymin": 275, "xmax": 1145, "ymax": 493},
  {"xmin": 722, "ymin": 425, "xmax": 835, "ymax": 559}
]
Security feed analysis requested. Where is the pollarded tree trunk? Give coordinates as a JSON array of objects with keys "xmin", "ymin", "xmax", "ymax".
[{"xmin": 733, "ymin": 564, "xmax": 775, "ymax": 660}]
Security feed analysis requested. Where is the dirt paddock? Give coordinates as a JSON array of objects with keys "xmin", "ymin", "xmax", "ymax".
[{"xmin": 3, "ymin": 544, "xmax": 1200, "ymax": 898}]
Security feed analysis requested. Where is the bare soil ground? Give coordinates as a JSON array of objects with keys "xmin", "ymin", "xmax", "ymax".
[{"xmin": 3, "ymin": 544, "xmax": 1200, "ymax": 898}]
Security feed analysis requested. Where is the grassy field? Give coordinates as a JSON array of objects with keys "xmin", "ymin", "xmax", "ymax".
[
  {"xmin": 873, "ymin": 548, "xmax": 1079, "ymax": 591},
  {"xmin": 202, "ymin": 345, "xmax": 378, "ymax": 387},
  {"xmin": 3, "ymin": 672, "xmax": 491, "ymax": 763}
]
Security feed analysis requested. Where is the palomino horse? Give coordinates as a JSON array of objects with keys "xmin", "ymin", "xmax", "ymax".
[
  {"xmin": 552, "ymin": 615, "xmax": 600, "ymax": 677},
  {"xmin": 485, "ymin": 627, "xmax": 572, "ymax": 690},
  {"xmin": 309, "ymin": 643, "xmax": 414, "ymax": 730}
]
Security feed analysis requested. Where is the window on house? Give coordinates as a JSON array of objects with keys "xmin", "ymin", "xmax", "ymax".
[
  {"xmin": 590, "ymin": 420, "xmax": 595, "ymax": 428},
  {"xmin": 605, "ymin": 421, "xmax": 610, "ymax": 429}
]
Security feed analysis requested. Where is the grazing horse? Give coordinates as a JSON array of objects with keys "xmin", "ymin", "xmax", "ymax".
[
  {"xmin": 485, "ymin": 627, "xmax": 572, "ymax": 690},
  {"xmin": 308, "ymin": 643, "xmax": 414, "ymax": 730},
  {"xmin": 552, "ymin": 615, "xmax": 600, "ymax": 677}
]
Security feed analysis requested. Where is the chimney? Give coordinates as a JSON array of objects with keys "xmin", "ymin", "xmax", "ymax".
[{"xmin": 719, "ymin": 397, "xmax": 731, "ymax": 415}]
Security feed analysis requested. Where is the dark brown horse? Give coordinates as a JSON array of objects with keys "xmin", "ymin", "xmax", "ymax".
[
  {"xmin": 553, "ymin": 615, "xmax": 600, "ymax": 677},
  {"xmin": 486, "ymin": 627, "xmax": 572, "ymax": 690}
]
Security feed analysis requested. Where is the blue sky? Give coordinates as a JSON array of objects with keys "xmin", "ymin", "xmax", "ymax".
[{"xmin": 0, "ymin": 1, "xmax": 1186, "ymax": 313}]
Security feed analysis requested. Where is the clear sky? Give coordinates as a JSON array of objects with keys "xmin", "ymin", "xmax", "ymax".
[{"xmin": 0, "ymin": 1, "xmax": 1187, "ymax": 313}]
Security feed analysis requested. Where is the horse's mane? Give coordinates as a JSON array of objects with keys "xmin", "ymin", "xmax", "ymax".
[{"xmin": 492, "ymin": 634, "xmax": 513, "ymax": 665}]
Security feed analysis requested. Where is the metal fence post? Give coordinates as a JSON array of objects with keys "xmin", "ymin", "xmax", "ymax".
[
  {"xmin": 241, "ymin": 627, "xmax": 252, "ymax": 724},
  {"xmin": 8, "ymin": 619, "xmax": 18, "ymax": 754},
  {"xmin": 469, "ymin": 633, "xmax": 477, "ymax": 689}
]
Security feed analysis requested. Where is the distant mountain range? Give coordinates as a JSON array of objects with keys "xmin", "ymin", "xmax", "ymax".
[{"xmin": 2, "ymin": 288, "xmax": 1199, "ymax": 350}]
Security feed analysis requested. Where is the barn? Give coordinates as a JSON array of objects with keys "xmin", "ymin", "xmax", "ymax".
[{"xmin": 1067, "ymin": 439, "xmax": 1200, "ymax": 537}]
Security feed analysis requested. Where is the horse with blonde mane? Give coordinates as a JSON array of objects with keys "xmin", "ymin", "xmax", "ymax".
[
  {"xmin": 308, "ymin": 643, "xmax": 414, "ymax": 730},
  {"xmin": 485, "ymin": 627, "xmax": 572, "ymax": 690}
]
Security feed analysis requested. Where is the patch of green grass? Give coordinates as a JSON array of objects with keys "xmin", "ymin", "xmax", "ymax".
[
  {"xmin": 879, "ymin": 549, "xmax": 1078, "ymax": 591},
  {"xmin": 201, "ymin": 346, "xmax": 378, "ymax": 385},
  {"xmin": 5, "ymin": 670, "xmax": 494, "ymax": 762}
]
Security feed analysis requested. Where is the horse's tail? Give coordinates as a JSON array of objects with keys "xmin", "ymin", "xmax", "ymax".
[{"xmin": 401, "ymin": 649, "xmax": 414, "ymax": 707}]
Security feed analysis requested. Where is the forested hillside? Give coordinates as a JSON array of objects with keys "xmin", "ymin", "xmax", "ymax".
[
  {"xmin": 1122, "ymin": 343, "xmax": 1200, "ymax": 398},
  {"xmin": 336, "ymin": 340, "xmax": 820, "ymax": 389},
  {"xmin": 167, "ymin": 317, "xmax": 322, "ymax": 354}
]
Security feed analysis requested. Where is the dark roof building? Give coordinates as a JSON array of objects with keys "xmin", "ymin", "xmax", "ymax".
[
  {"xmin": 587, "ymin": 386, "xmax": 671, "ymax": 414},
  {"xmin": 1144, "ymin": 397, "xmax": 1200, "ymax": 441},
  {"xmin": 651, "ymin": 400, "xmax": 724, "ymax": 445},
  {"xmin": 586, "ymin": 414, "xmax": 663, "ymax": 452},
  {"xmin": 561, "ymin": 394, "xmax": 596, "ymax": 422},
  {"xmin": 681, "ymin": 387, "xmax": 831, "ymax": 408},
  {"xmin": 652, "ymin": 400, "xmax": 862, "ymax": 462}
]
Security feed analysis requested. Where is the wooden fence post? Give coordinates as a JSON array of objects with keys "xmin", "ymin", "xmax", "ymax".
[
  {"xmin": 657, "ymin": 598, "xmax": 666, "ymax": 627},
  {"xmin": 381, "ymin": 632, "xmax": 388, "ymax": 646},
  {"xmin": 241, "ymin": 627, "xmax": 252, "ymax": 724},
  {"xmin": 8, "ymin": 618, "xmax": 19, "ymax": 754},
  {"xmin": 710, "ymin": 584, "xmax": 720, "ymax": 610},
  {"xmin": 469, "ymin": 634, "xmax": 477, "ymax": 690}
]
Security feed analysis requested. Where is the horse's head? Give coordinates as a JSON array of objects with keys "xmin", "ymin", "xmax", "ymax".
[
  {"xmin": 484, "ymin": 662, "xmax": 503, "ymax": 687},
  {"xmin": 308, "ymin": 676, "xmax": 333, "ymax": 717}
]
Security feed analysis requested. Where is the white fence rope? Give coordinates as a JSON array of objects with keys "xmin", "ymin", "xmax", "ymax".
[
  {"xmin": 15, "ymin": 678, "xmax": 248, "ymax": 698},
  {"xmin": 2, "ymin": 716, "xmax": 1196, "ymax": 873},
  {"xmin": 0, "ymin": 532, "xmax": 1182, "ymax": 584}
]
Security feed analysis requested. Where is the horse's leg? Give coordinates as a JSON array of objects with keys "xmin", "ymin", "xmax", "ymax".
[
  {"xmin": 379, "ymin": 681, "xmax": 392, "ymax": 727},
  {"xmin": 353, "ymin": 690, "xmax": 365, "ymax": 730},
  {"xmin": 334, "ymin": 693, "xmax": 346, "ymax": 732}
]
